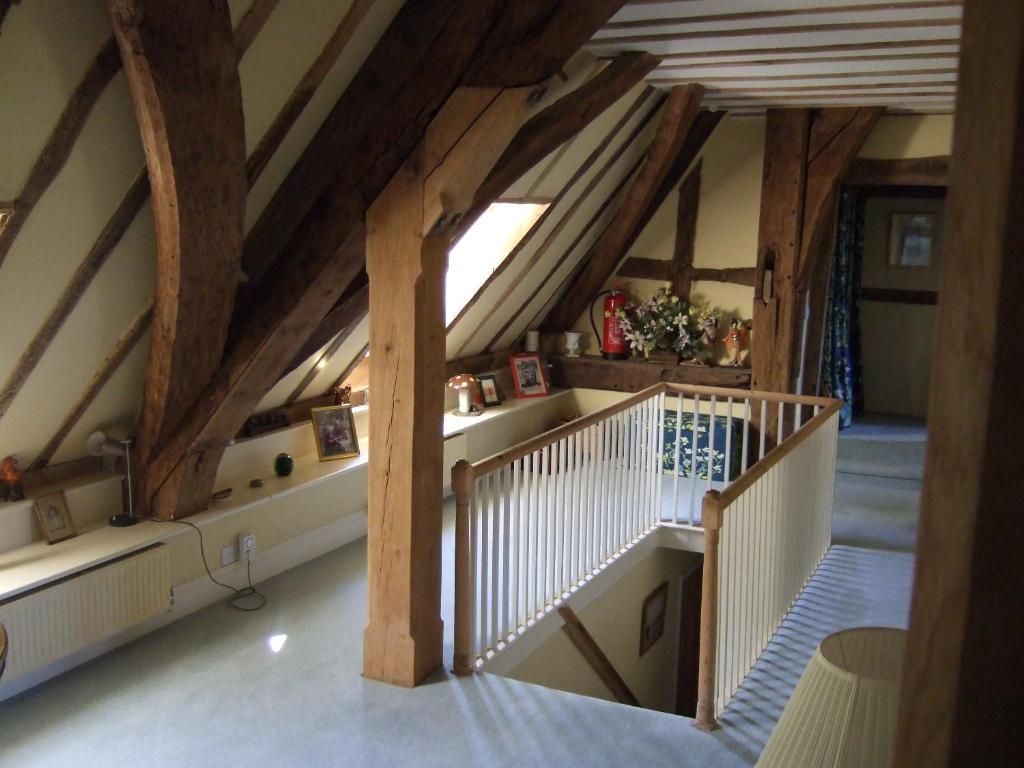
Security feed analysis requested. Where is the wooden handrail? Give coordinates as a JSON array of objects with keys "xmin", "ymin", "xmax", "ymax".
[
  {"xmin": 452, "ymin": 459, "xmax": 475, "ymax": 676},
  {"xmin": 717, "ymin": 399, "xmax": 842, "ymax": 508},
  {"xmin": 663, "ymin": 382, "xmax": 835, "ymax": 408},
  {"xmin": 472, "ymin": 383, "xmax": 668, "ymax": 475},
  {"xmin": 557, "ymin": 604, "xmax": 640, "ymax": 706},
  {"xmin": 693, "ymin": 491, "xmax": 721, "ymax": 731}
]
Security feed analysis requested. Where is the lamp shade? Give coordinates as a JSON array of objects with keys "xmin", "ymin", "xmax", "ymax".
[{"xmin": 758, "ymin": 627, "xmax": 906, "ymax": 768}]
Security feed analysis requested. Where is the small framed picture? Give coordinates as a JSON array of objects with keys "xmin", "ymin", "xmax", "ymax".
[
  {"xmin": 509, "ymin": 353, "xmax": 549, "ymax": 398},
  {"xmin": 639, "ymin": 581, "xmax": 669, "ymax": 656},
  {"xmin": 311, "ymin": 405, "xmax": 360, "ymax": 462},
  {"xmin": 33, "ymin": 491, "xmax": 76, "ymax": 544},
  {"xmin": 889, "ymin": 212, "xmax": 936, "ymax": 267},
  {"xmin": 477, "ymin": 374, "xmax": 502, "ymax": 407}
]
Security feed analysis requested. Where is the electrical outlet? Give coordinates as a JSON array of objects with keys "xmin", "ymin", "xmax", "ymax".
[
  {"xmin": 239, "ymin": 533, "xmax": 257, "ymax": 561},
  {"xmin": 221, "ymin": 544, "xmax": 237, "ymax": 567}
]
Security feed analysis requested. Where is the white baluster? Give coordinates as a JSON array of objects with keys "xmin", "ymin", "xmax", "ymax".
[
  {"xmin": 741, "ymin": 397, "xmax": 751, "ymax": 474},
  {"xmin": 707, "ymin": 395, "xmax": 717, "ymax": 492},
  {"xmin": 672, "ymin": 393, "xmax": 682, "ymax": 524},
  {"xmin": 689, "ymin": 393, "xmax": 700, "ymax": 526},
  {"xmin": 759, "ymin": 400, "xmax": 768, "ymax": 460},
  {"xmin": 724, "ymin": 396, "xmax": 734, "ymax": 486}
]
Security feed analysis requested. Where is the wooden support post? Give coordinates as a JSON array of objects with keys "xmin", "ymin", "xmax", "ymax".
[
  {"xmin": 452, "ymin": 459, "xmax": 475, "ymax": 676},
  {"xmin": 362, "ymin": 86, "xmax": 537, "ymax": 687},
  {"xmin": 363, "ymin": 148, "xmax": 449, "ymax": 685},
  {"xmin": 557, "ymin": 604, "xmax": 640, "ymax": 707},
  {"xmin": 694, "ymin": 491, "xmax": 721, "ymax": 731},
  {"xmin": 895, "ymin": 1, "xmax": 1024, "ymax": 764}
]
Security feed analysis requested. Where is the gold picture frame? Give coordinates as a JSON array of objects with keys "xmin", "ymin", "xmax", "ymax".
[
  {"xmin": 311, "ymin": 405, "xmax": 360, "ymax": 462},
  {"xmin": 33, "ymin": 490, "xmax": 76, "ymax": 544}
]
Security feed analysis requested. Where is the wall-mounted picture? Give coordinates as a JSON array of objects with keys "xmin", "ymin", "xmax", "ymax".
[
  {"xmin": 509, "ymin": 353, "xmax": 549, "ymax": 399},
  {"xmin": 311, "ymin": 405, "xmax": 360, "ymax": 462},
  {"xmin": 889, "ymin": 212, "xmax": 936, "ymax": 267},
  {"xmin": 477, "ymin": 374, "xmax": 502, "ymax": 407},
  {"xmin": 639, "ymin": 581, "xmax": 669, "ymax": 656},
  {"xmin": 33, "ymin": 490, "xmax": 76, "ymax": 544}
]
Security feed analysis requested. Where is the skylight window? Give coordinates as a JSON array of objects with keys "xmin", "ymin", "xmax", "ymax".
[{"xmin": 445, "ymin": 201, "xmax": 548, "ymax": 325}]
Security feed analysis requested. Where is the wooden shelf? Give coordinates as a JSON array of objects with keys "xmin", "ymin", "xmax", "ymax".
[{"xmin": 548, "ymin": 355, "xmax": 751, "ymax": 392}]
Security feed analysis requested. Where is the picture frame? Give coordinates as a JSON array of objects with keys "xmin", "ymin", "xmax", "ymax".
[
  {"xmin": 477, "ymin": 374, "xmax": 502, "ymax": 407},
  {"xmin": 310, "ymin": 405, "xmax": 360, "ymax": 462},
  {"xmin": 509, "ymin": 353, "xmax": 550, "ymax": 399},
  {"xmin": 888, "ymin": 212, "xmax": 936, "ymax": 268},
  {"xmin": 33, "ymin": 490, "xmax": 76, "ymax": 544},
  {"xmin": 639, "ymin": 581, "xmax": 669, "ymax": 656}
]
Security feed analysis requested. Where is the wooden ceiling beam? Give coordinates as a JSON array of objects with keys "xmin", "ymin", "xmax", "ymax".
[
  {"xmin": 603, "ymin": 1, "xmax": 960, "ymax": 30},
  {"xmin": 593, "ymin": 19, "xmax": 960, "ymax": 47},
  {"xmin": 0, "ymin": 38, "xmax": 122, "ymax": 271},
  {"xmin": 108, "ymin": 0, "xmax": 247, "ymax": 516},
  {"xmin": 844, "ymin": 155, "xmax": 950, "ymax": 186},
  {"xmin": 540, "ymin": 90, "xmax": 713, "ymax": 332},
  {"xmin": 148, "ymin": 0, "xmax": 625, "ymax": 519},
  {"xmin": 799, "ymin": 106, "xmax": 882, "ymax": 288},
  {"xmin": 280, "ymin": 279, "xmax": 368, "ymax": 379},
  {"xmin": 240, "ymin": 0, "xmax": 626, "ymax": 297},
  {"xmin": 0, "ymin": 4, "xmax": 275, "ymax": 423},
  {"xmin": 472, "ymin": 51, "xmax": 660, "ymax": 210},
  {"xmin": 654, "ymin": 53, "xmax": 960, "ymax": 68},
  {"xmin": 600, "ymin": 39, "xmax": 960, "ymax": 61}
]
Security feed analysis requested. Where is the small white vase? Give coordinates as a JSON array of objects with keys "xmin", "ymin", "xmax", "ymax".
[{"xmin": 564, "ymin": 331, "xmax": 583, "ymax": 357}]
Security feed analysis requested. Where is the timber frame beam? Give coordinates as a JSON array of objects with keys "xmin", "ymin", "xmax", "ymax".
[
  {"xmin": 108, "ymin": 0, "xmax": 247, "ymax": 517},
  {"xmin": 541, "ymin": 102, "xmax": 722, "ymax": 332},
  {"xmin": 750, "ymin": 106, "xmax": 880, "ymax": 404},
  {"xmin": 145, "ymin": 0, "xmax": 625, "ymax": 521},
  {"xmin": 280, "ymin": 47, "xmax": 657, "ymax": 388}
]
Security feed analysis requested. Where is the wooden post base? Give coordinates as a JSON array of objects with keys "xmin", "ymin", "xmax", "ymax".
[{"xmin": 363, "ymin": 619, "xmax": 445, "ymax": 688}]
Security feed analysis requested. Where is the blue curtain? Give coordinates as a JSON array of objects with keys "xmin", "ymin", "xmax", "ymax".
[{"xmin": 821, "ymin": 187, "xmax": 865, "ymax": 428}]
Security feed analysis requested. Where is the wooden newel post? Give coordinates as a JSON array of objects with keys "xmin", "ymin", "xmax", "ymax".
[
  {"xmin": 452, "ymin": 459, "xmax": 475, "ymax": 676},
  {"xmin": 694, "ymin": 490, "xmax": 722, "ymax": 731}
]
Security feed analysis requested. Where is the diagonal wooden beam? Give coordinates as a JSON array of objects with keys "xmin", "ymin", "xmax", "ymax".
[
  {"xmin": 245, "ymin": 0, "xmax": 371, "ymax": 187},
  {"xmin": 109, "ymin": 0, "xmax": 247, "ymax": 513},
  {"xmin": 239, "ymin": 0, "xmax": 627, "ymax": 296},
  {"xmin": 472, "ymin": 51, "xmax": 659, "ymax": 210},
  {"xmin": 151, "ymin": 0, "xmax": 626, "ymax": 520},
  {"xmin": 540, "ymin": 86, "xmax": 708, "ymax": 332},
  {"xmin": 671, "ymin": 160, "xmax": 702, "ymax": 299},
  {"xmin": 0, "ymin": 4, "xmax": 276, "ymax": 423},
  {"xmin": 798, "ymin": 106, "xmax": 882, "ymax": 289},
  {"xmin": 29, "ymin": 303, "xmax": 153, "ymax": 470},
  {"xmin": 280, "ymin": 279, "xmax": 368, "ymax": 378},
  {"xmin": 0, "ymin": 38, "xmax": 122, "ymax": 271}
]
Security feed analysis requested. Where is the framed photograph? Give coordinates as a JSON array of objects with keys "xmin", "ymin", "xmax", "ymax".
[
  {"xmin": 888, "ymin": 212, "xmax": 936, "ymax": 267},
  {"xmin": 509, "ymin": 353, "xmax": 550, "ymax": 399},
  {"xmin": 311, "ymin": 405, "xmax": 360, "ymax": 462},
  {"xmin": 33, "ymin": 491, "xmax": 76, "ymax": 544},
  {"xmin": 639, "ymin": 581, "xmax": 669, "ymax": 656},
  {"xmin": 477, "ymin": 374, "xmax": 502, "ymax": 407}
]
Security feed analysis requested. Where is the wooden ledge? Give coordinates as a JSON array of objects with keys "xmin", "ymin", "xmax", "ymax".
[{"xmin": 548, "ymin": 354, "xmax": 752, "ymax": 392}]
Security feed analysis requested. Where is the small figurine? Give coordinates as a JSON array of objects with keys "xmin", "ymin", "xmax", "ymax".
[
  {"xmin": 725, "ymin": 319, "xmax": 750, "ymax": 367},
  {"xmin": 333, "ymin": 384, "xmax": 352, "ymax": 406},
  {"xmin": 697, "ymin": 313, "xmax": 721, "ymax": 365},
  {"xmin": 1, "ymin": 455, "xmax": 25, "ymax": 502}
]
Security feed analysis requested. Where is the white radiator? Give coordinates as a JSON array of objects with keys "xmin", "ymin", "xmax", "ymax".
[{"xmin": 0, "ymin": 544, "xmax": 170, "ymax": 681}]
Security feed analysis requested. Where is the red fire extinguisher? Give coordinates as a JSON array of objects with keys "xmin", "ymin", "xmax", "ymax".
[{"xmin": 590, "ymin": 288, "xmax": 629, "ymax": 360}]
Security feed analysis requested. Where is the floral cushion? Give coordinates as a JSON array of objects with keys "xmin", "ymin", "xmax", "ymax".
[{"xmin": 662, "ymin": 412, "xmax": 743, "ymax": 482}]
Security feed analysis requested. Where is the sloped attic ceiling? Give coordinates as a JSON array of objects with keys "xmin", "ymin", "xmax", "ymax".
[{"xmin": 0, "ymin": 0, "xmax": 406, "ymax": 468}]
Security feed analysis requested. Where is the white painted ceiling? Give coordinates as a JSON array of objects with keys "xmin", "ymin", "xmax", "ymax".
[{"xmin": 587, "ymin": 0, "xmax": 962, "ymax": 114}]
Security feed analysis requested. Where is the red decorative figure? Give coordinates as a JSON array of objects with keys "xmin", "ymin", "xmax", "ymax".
[
  {"xmin": 1, "ymin": 455, "xmax": 25, "ymax": 502},
  {"xmin": 725, "ymin": 319, "xmax": 750, "ymax": 368}
]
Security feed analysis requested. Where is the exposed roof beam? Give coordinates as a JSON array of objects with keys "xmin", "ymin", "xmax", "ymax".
[
  {"xmin": 109, "ymin": 0, "xmax": 247, "ymax": 516},
  {"xmin": 604, "ymin": 1, "xmax": 961, "ymax": 30},
  {"xmin": 659, "ymin": 68, "xmax": 958, "ymax": 82},
  {"xmin": 593, "ymin": 19, "xmax": 960, "ymax": 47},
  {"xmin": 595, "ymin": 39, "xmax": 959, "ymax": 60},
  {"xmin": 472, "ymin": 51, "xmax": 660, "ymax": 215},
  {"xmin": 540, "ymin": 84, "xmax": 705, "ymax": 332}
]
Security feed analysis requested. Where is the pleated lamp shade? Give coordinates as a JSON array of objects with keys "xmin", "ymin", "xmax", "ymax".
[{"xmin": 758, "ymin": 627, "xmax": 906, "ymax": 768}]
